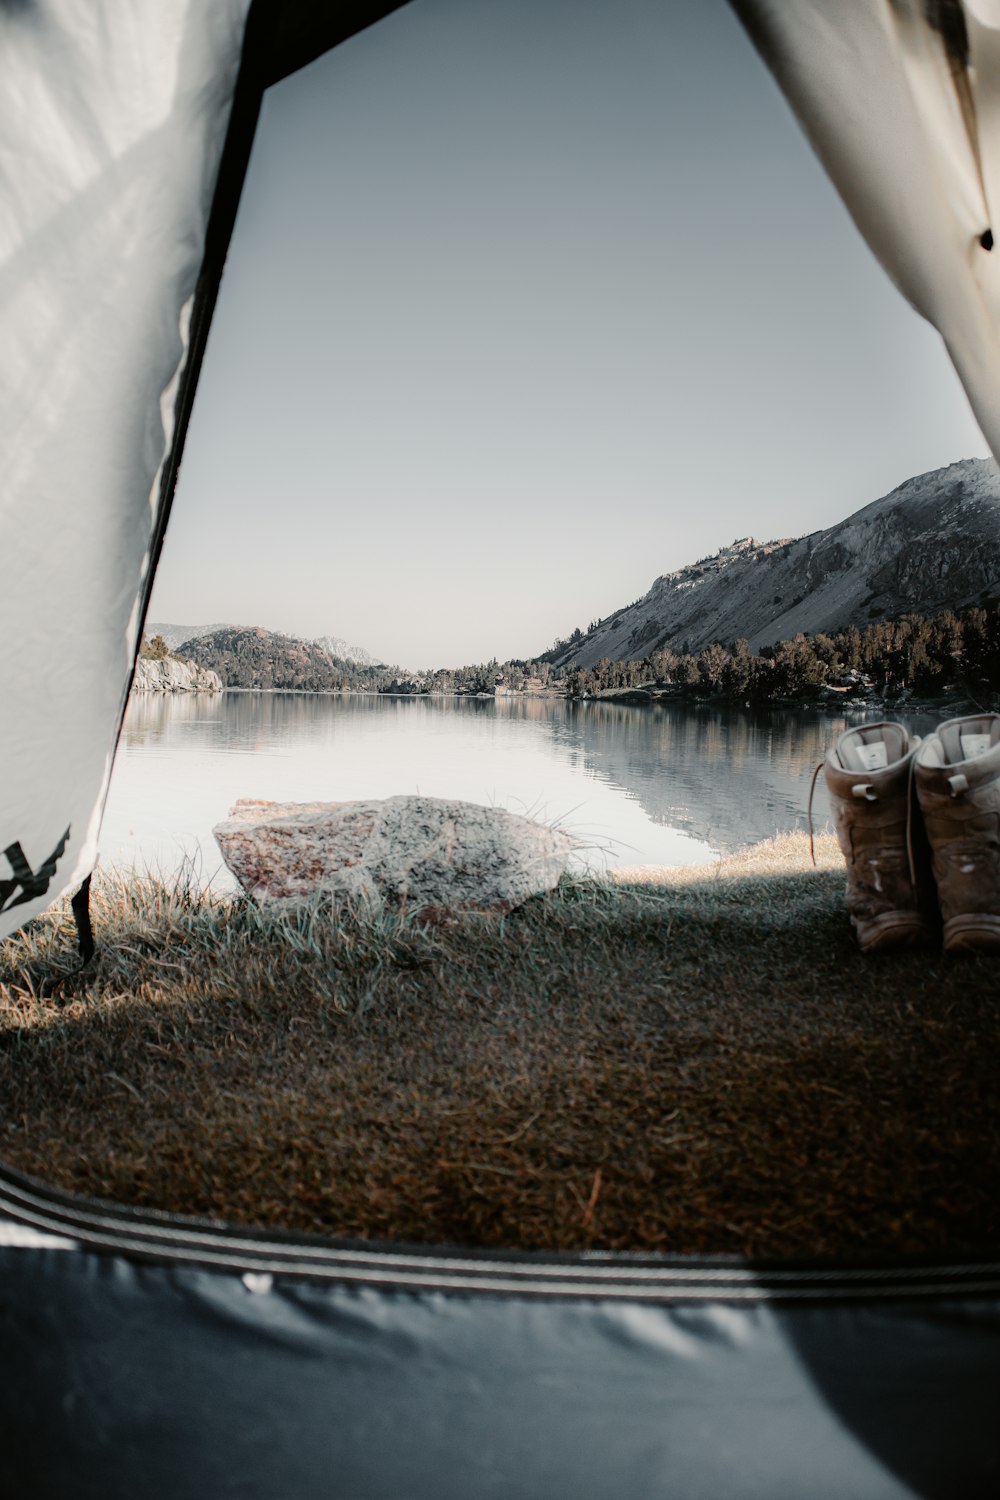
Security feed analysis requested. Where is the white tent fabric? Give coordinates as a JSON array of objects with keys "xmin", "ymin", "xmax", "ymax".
[
  {"xmin": 0, "ymin": 1, "xmax": 251, "ymax": 941},
  {"xmin": 732, "ymin": 0, "xmax": 1000, "ymax": 461}
]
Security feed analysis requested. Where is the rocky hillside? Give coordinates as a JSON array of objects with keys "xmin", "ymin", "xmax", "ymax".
[
  {"xmin": 546, "ymin": 458, "xmax": 1000, "ymax": 670},
  {"xmin": 148, "ymin": 622, "xmax": 377, "ymax": 665},
  {"xmin": 178, "ymin": 627, "xmax": 385, "ymax": 691}
]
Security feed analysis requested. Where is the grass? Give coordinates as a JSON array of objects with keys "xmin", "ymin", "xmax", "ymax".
[{"xmin": 1, "ymin": 832, "xmax": 999, "ymax": 1261}]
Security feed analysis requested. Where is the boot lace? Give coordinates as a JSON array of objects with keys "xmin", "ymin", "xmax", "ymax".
[{"xmin": 807, "ymin": 761, "xmax": 823, "ymax": 866}]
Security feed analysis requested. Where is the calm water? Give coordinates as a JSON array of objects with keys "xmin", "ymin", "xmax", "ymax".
[{"xmin": 100, "ymin": 693, "xmax": 942, "ymax": 887}]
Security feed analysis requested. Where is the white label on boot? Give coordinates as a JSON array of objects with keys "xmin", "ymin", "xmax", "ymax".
[
  {"xmin": 856, "ymin": 741, "xmax": 889, "ymax": 770},
  {"xmin": 960, "ymin": 733, "xmax": 991, "ymax": 760}
]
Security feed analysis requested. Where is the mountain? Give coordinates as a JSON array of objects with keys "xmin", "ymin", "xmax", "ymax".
[
  {"xmin": 311, "ymin": 634, "xmax": 379, "ymax": 667},
  {"xmin": 545, "ymin": 458, "xmax": 1000, "ymax": 670},
  {"xmin": 146, "ymin": 622, "xmax": 378, "ymax": 667},
  {"xmin": 178, "ymin": 627, "xmax": 387, "ymax": 691}
]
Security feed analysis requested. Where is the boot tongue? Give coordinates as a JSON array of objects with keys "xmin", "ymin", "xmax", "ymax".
[
  {"xmin": 960, "ymin": 733, "xmax": 992, "ymax": 760},
  {"xmin": 855, "ymin": 741, "xmax": 889, "ymax": 771}
]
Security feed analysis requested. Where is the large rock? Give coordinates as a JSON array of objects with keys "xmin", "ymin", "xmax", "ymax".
[
  {"xmin": 132, "ymin": 657, "xmax": 222, "ymax": 693},
  {"xmin": 213, "ymin": 796, "xmax": 576, "ymax": 915}
]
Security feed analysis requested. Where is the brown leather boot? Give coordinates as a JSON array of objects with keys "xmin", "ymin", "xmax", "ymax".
[
  {"xmin": 823, "ymin": 721, "xmax": 934, "ymax": 951},
  {"xmin": 914, "ymin": 714, "xmax": 1000, "ymax": 953}
]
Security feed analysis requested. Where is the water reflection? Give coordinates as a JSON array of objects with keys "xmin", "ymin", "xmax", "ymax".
[
  {"xmin": 493, "ymin": 695, "xmax": 940, "ymax": 850},
  {"xmin": 104, "ymin": 692, "xmax": 940, "ymax": 882}
]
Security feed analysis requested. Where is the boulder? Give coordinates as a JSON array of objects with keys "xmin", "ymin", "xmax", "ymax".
[
  {"xmin": 213, "ymin": 796, "xmax": 576, "ymax": 915},
  {"xmin": 132, "ymin": 657, "xmax": 222, "ymax": 693}
]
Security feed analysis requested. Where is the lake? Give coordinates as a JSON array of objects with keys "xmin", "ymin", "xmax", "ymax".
[{"xmin": 99, "ymin": 692, "xmax": 942, "ymax": 887}]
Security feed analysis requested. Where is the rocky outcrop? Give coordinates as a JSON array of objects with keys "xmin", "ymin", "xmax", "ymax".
[
  {"xmin": 132, "ymin": 657, "xmax": 222, "ymax": 694},
  {"xmin": 213, "ymin": 796, "xmax": 575, "ymax": 915},
  {"xmin": 547, "ymin": 458, "xmax": 1000, "ymax": 669}
]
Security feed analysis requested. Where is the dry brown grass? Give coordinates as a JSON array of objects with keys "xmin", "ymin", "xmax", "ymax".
[{"xmin": 2, "ymin": 833, "xmax": 999, "ymax": 1260}]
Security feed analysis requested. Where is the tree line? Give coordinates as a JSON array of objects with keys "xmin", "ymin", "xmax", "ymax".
[
  {"xmin": 561, "ymin": 603, "xmax": 1000, "ymax": 704},
  {"xmin": 143, "ymin": 602, "xmax": 1000, "ymax": 705}
]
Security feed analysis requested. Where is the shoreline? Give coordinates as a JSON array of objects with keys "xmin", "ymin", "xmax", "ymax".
[{"xmin": 197, "ymin": 685, "xmax": 980, "ymax": 718}]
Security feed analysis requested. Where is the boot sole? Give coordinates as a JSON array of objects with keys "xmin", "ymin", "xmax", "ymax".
[
  {"xmin": 944, "ymin": 914, "xmax": 1000, "ymax": 953},
  {"xmin": 854, "ymin": 911, "xmax": 930, "ymax": 952}
]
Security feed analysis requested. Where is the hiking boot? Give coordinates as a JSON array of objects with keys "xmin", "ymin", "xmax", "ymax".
[
  {"xmin": 823, "ymin": 721, "xmax": 933, "ymax": 951},
  {"xmin": 914, "ymin": 714, "xmax": 1000, "ymax": 953}
]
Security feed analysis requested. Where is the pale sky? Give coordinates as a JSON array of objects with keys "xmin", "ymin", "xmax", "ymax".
[{"xmin": 150, "ymin": 0, "xmax": 992, "ymax": 669}]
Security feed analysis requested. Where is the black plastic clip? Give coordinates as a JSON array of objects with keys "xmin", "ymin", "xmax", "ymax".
[{"xmin": 71, "ymin": 873, "xmax": 95, "ymax": 966}]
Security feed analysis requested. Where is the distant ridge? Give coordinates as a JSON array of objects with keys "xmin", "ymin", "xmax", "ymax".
[
  {"xmin": 145, "ymin": 622, "xmax": 232, "ymax": 650},
  {"xmin": 310, "ymin": 634, "xmax": 378, "ymax": 667},
  {"xmin": 545, "ymin": 458, "xmax": 1000, "ymax": 669}
]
